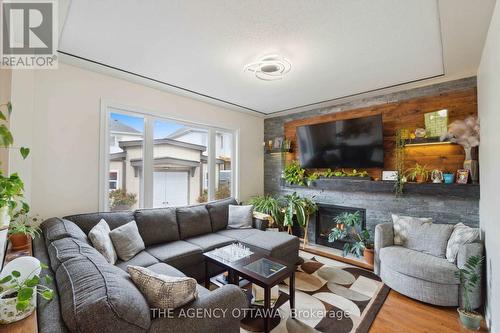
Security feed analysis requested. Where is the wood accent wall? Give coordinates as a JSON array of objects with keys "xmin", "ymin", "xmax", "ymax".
[{"xmin": 284, "ymin": 88, "xmax": 478, "ymax": 179}]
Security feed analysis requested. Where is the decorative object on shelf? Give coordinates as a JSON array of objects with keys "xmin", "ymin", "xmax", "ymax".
[
  {"xmin": 431, "ymin": 170, "xmax": 444, "ymax": 183},
  {"xmin": 273, "ymin": 137, "xmax": 283, "ymax": 149},
  {"xmin": 282, "ymin": 139, "xmax": 291, "ymax": 151},
  {"xmin": 425, "ymin": 109, "xmax": 448, "ymax": 137},
  {"xmin": 394, "ymin": 129, "xmax": 406, "ymax": 195},
  {"xmin": 8, "ymin": 215, "xmax": 41, "ymax": 251},
  {"xmin": 283, "ymin": 161, "xmax": 305, "ymax": 186},
  {"xmin": 328, "ymin": 211, "xmax": 372, "ymax": 259},
  {"xmin": 414, "ymin": 128, "xmax": 426, "ymax": 138},
  {"xmin": 455, "ymin": 255, "xmax": 484, "ymax": 330},
  {"xmin": 0, "ymin": 257, "xmax": 53, "ymax": 324},
  {"xmin": 442, "ymin": 116, "xmax": 480, "ymax": 183},
  {"xmin": 443, "ymin": 172, "xmax": 455, "ymax": 184},
  {"xmin": 456, "ymin": 169, "xmax": 470, "ymax": 184},
  {"xmin": 323, "ymin": 168, "xmax": 369, "ymax": 178},
  {"xmin": 382, "ymin": 171, "xmax": 398, "ymax": 181},
  {"xmin": 406, "ymin": 164, "xmax": 430, "ymax": 183},
  {"xmin": 247, "ymin": 195, "xmax": 283, "ymax": 228}
]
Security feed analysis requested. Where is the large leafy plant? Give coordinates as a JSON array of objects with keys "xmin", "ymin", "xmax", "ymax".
[
  {"xmin": 455, "ymin": 255, "xmax": 484, "ymax": 314},
  {"xmin": 328, "ymin": 211, "xmax": 372, "ymax": 257},
  {"xmin": 247, "ymin": 195, "xmax": 284, "ymax": 226},
  {"xmin": 282, "ymin": 192, "xmax": 317, "ymax": 236},
  {"xmin": 283, "ymin": 161, "xmax": 305, "ymax": 186},
  {"xmin": 0, "ymin": 263, "xmax": 54, "ymax": 311}
]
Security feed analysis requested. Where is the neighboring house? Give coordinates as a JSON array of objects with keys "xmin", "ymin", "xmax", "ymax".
[{"xmin": 109, "ymin": 120, "xmax": 225, "ymax": 209}]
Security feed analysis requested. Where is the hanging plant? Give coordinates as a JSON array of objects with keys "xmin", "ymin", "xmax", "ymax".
[
  {"xmin": 394, "ymin": 129, "xmax": 406, "ymax": 195},
  {"xmin": 283, "ymin": 161, "xmax": 306, "ymax": 186}
]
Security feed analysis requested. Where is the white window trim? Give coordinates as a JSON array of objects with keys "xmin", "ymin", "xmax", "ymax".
[
  {"xmin": 109, "ymin": 170, "xmax": 120, "ymax": 190},
  {"xmin": 99, "ymin": 99, "xmax": 239, "ymax": 211}
]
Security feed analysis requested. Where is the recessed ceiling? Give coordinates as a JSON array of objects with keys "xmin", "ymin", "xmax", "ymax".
[{"xmin": 58, "ymin": 0, "xmax": 495, "ymax": 116}]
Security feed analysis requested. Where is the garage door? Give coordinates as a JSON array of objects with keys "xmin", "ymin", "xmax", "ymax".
[{"xmin": 153, "ymin": 171, "xmax": 189, "ymax": 207}]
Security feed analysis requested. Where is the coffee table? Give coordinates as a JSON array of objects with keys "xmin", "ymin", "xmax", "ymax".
[{"xmin": 204, "ymin": 244, "xmax": 296, "ymax": 333}]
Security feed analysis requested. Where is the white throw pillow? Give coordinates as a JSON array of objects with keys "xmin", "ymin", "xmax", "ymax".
[
  {"xmin": 127, "ymin": 265, "xmax": 198, "ymax": 309},
  {"xmin": 392, "ymin": 214, "xmax": 432, "ymax": 246},
  {"xmin": 446, "ymin": 223, "xmax": 479, "ymax": 263},
  {"xmin": 88, "ymin": 219, "xmax": 117, "ymax": 264},
  {"xmin": 228, "ymin": 205, "xmax": 253, "ymax": 229},
  {"xmin": 109, "ymin": 220, "xmax": 145, "ymax": 261}
]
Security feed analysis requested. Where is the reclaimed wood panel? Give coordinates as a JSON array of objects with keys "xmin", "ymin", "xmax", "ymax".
[{"xmin": 284, "ymin": 89, "xmax": 477, "ymax": 179}]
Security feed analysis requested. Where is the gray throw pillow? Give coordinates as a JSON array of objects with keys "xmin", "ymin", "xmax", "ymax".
[
  {"xmin": 392, "ymin": 214, "xmax": 432, "ymax": 246},
  {"xmin": 446, "ymin": 223, "xmax": 479, "ymax": 263},
  {"xmin": 109, "ymin": 220, "xmax": 145, "ymax": 261},
  {"xmin": 88, "ymin": 219, "xmax": 117, "ymax": 264},
  {"xmin": 228, "ymin": 205, "xmax": 253, "ymax": 229}
]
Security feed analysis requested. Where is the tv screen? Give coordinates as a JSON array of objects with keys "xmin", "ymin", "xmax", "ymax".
[{"xmin": 296, "ymin": 115, "xmax": 384, "ymax": 169}]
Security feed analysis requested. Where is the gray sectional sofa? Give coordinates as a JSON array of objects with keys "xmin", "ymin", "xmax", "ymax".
[{"xmin": 33, "ymin": 197, "xmax": 300, "ymax": 333}]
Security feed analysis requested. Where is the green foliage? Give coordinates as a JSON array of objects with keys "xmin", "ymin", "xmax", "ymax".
[
  {"xmin": 0, "ymin": 263, "xmax": 54, "ymax": 312},
  {"xmin": 282, "ymin": 192, "xmax": 317, "ymax": 228},
  {"xmin": 8, "ymin": 214, "xmax": 41, "ymax": 239},
  {"xmin": 406, "ymin": 163, "xmax": 430, "ymax": 182},
  {"xmin": 394, "ymin": 129, "xmax": 406, "ymax": 195},
  {"xmin": 196, "ymin": 184, "xmax": 231, "ymax": 203},
  {"xmin": 305, "ymin": 172, "xmax": 320, "ymax": 186},
  {"xmin": 455, "ymin": 255, "xmax": 484, "ymax": 313},
  {"xmin": 283, "ymin": 161, "xmax": 305, "ymax": 186},
  {"xmin": 328, "ymin": 211, "xmax": 372, "ymax": 258},
  {"xmin": 323, "ymin": 168, "xmax": 369, "ymax": 178},
  {"xmin": 109, "ymin": 189, "xmax": 137, "ymax": 209},
  {"xmin": 247, "ymin": 195, "xmax": 284, "ymax": 226}
]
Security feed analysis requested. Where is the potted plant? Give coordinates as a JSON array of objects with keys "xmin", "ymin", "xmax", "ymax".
[
  {"xmin": 0, "ymin": 258, "xmax": 53, "ymax": 324},
  {"xmin": 406, "ymin": 163, "xmax": 430, "ymax": 183},
  {"xmin": 282, "ymin": 192, "xmax": 316, "ymax": 239},
  {"xmin": 247, "ymin": 195, "xmax": 284, "ymax": 228},
  {"xmin": 300, "ymin": 196, "xmax": 317, "ymax": 249},
  {"xmin": 8, "ymin": 215, "xmax": 41, "ymax": 250},
  {"xmin": 283, "ymin": 161, "xmax": 305, "ymax": 186},
  {"xmin": 328, "ymin": 211, "xmax": 372, "ymax": 261},
  {"xmin": 455, "ymin": 255, "xmax": 484, "ymax": 330},
  {"xmin": 109, "ymin": 189, "xmax": 137, "ymax": 211}
]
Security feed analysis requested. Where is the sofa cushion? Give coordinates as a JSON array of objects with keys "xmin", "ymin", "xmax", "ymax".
[
  {"xmin": 379, "ymin": 246, "xmax": 459, "ymax": 284},
  {"xmin": 392, "ymin": 214, "xmax": 433, "ymax": 246},
  {"xmin": 216, "ymin": 228, "xmax": 260, "ymax": 241},
  {"xmin": 47, "ymin": 237, "xmax": 107, "ymax": 272},
  {"xmin": 41, "ymin": 218, "xmax": 88, "ymax": 247},
  {"xmin": 446, "ymin": 223, "xmax": 480, "ymax": 263},
  {"xmin": 147, "ymin": 262, "xmax": 186, "ymax": 278},
  {"xmin": 184, "ymin": 233, "xmax": 234, "ymax": 252},
  {"xmin": 206, "ymin": 197, "xmax": 238, "ymax": 231},
  {"xmin": 228, "ymin": 205, "xmax": 253, "ymax": 229},
  {"xmin": 88, "ymin": 219, "xmax": 117, "ymax": 264},
  {"xmin": 64, "ymin": 211, "xmax": 135, "ymax": 235},
  {"xmin": 408, "ymin": 223, "xmax": 454, "ymax": 258},
  {"xmin": 134, "ymin": 208, "xmax": 180, "ymax": 246},
  {"xmin": 56, "ymin": 256, "xmax": 150, "ymax": 333},
  {"xmin": 176, "ymin": 204, "xmax": 212, "ymax": 239},
  {"xmin": 115, "ymin": 251, "xmax": 159, "ymax": 271},
  {"xmin": 146, "ymin": 240, "xmax": 204, "ymax": 269},
  {"xmin": 242, "ymin": 231, "xmax": 300, "ymax": 264}
]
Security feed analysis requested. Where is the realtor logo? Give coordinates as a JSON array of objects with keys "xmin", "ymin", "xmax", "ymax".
[{"xmin": 1, "ymin": 0, "xmax": 57, "ymax": 68}]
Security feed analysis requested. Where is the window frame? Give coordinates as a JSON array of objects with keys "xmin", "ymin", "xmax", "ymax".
[{"xmin": 99, "ymin": 100, "xmax": 239, "ymax": 211}]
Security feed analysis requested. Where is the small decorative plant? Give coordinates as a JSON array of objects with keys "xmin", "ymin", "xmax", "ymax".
[
  {"xmin": 8, "ymin": 214, "xmax": 41, "ymax": 250},
  {"xmin": 283, "ymin": 161, "xmax": 306, "ymax": 186},
  {"xmin": 109, "ymin": 189, "xmax": 137, "ymax": 210},
  {"xmin": 328, "ymin": 211, "xmax": 372, "ymax": 258},
  {"xmin": 305, "ymin": 172, "xmax": 320, "ymax": 186},
  {"xmin": 406, "ymin": 163, "xmax": 430, "ymax": 183},
  {"xmin": 0, "ymin": 262, "xmax": 54, "ymax": 324},
  {"xmin": 455, "ymin": 255, "xmax": 484, "ymax": 330},
  {"xmin": 248, "ymin": 195, "xmax": 284, "ymax": 227},
  {"xmin": 323, "ymin": 169, "xmax": 369, "ymax": 178}
]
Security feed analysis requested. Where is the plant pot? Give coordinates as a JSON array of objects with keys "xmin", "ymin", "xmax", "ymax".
[
  {"xmin": 415, "ymin": 175, "xmax": 426, "ymax": 183},
  {"xmin": 0, "ymin": 290, "xmax": 36, "ymax": 324},
  {"xmin": 291, "ymin": 224, "xmax": 304, "ymax": 238},
  {"xmin": 9, "ymin": 233, "xmax": 30, "ymax": 250},
  {"xmin": 443, "ymin": 173, "xmax": 455, "ymax": 184},
  {"xmin": 363, "ymin": 248, "xmax": 374, "ymax": 265},
  {"xmin": 0, "ymin": 206, "xmax": 10, "ymax": 229},
  {"xmin": 457, "ymin": 308, "xmax": 482, "ymax": 330}
]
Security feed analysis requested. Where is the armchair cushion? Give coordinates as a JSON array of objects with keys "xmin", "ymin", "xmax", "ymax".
[{"xmin": 446, "ymin": 223, "xmax": 479, "ymax": 263}]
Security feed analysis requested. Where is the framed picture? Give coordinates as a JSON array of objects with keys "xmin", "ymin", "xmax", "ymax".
[
  {"xmin": 273, "ymin": 137, "xmax": 283, "ymax": 149},
  {"xmin": 456, "ymin": 169, "xmax": 470, "ymax": 184},
  {"xmin": 382, "ymin": 171, "xmax": 398, "ymax": 181}
]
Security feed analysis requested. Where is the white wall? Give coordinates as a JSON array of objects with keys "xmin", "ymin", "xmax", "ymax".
[
  {"xmin": 10, "ymin": 63, "xmax": 264, "ymax": 218},
  {"xmin": 478, "ymin": 1, "xmax": 500, "ymax": 331}
]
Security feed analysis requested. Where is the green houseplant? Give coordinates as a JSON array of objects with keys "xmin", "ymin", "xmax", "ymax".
[
  {"xmin": 283, "ymin": 161, "xmax": 305, "ymax": 186},
  {"xmin": 394, "ymin": 129, "xmax": 406, "ymax": 195},
  {"xmin": 455, "ymin": 255, "xmax": 484, "ymax": 330},
  {"xmin": 328, "ymin": 211, "xmax": 373, "ymax": 260},
  {"xmin": 406, "ymin": 163, "xmax": 430, "ymax": 183},
  {"xmin": 8, "ymin": 215, "xmax": 41, "ymax": 250},
  {"xmin": 282, "ymin": 192, "xmax": 317, "ymax": 239},
  {"xmin": 247, "ymin": 195, "xmax": 284, "ymax": 227}
]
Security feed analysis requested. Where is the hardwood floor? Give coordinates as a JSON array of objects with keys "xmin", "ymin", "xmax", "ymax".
[{"xmin": 370, "ymin": 290, "xmax": 488, "ymax": 333}]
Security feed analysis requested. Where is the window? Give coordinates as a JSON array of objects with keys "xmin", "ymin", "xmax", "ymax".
[{"xmin": 100, "ymin": 104, "xmax": 237, "ymax": 211}]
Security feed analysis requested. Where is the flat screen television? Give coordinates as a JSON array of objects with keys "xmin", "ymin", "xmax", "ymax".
[{"xmin": 296, "ymin": 114, "xmax": 384, "ymax": 169}]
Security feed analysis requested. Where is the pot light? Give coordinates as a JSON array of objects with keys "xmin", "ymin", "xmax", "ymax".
[{"xmin": 244, "ymin": 55, "xmax": 291, "ymax": 81}]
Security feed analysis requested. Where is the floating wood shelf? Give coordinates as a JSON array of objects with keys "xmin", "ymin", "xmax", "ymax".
[
  {"xmin": 284, "ymin": 178, "xmax": 479, "ymax": 199},
  {"xmin": 265, "ymin": 148, "xmax": 292, "ymax": 154},
  {"xmin": 403, "ymin": 137, "xmax": 454, "ymax": 147}
]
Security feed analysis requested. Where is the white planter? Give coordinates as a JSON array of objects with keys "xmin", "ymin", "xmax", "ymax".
[
  {"xmin": 0, "ymin": 290, "xmax": 36, "ymax": 324},
  {"xmin": 0, "ymin": 206, "xmax": 10, "ymax": 229}
]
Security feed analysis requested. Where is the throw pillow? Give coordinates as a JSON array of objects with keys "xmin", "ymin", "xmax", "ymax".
[
  {"xmin": 392, "ymin": 214, "xmax": 432, "ymax": 245},
  {"xmin": 446, "ymin": 223, "xmax": 479, "ymax": 263},
  {"xmin": 228, "ymin": 204, "xmax": 253, "ymax": 229},
  {"xmin": 88, "ymin": 219, "xmax": 117, "ymax": 264},
  {"xmin": 109, "ymin": 221, "xmax": 145, "ymax": 261},
  {"xmin": 127, "ymin": 265, "xmax": 198, "ymax": 309}
]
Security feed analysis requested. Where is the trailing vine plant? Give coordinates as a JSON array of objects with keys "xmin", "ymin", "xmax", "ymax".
[{"xmin": 394, "ymin": 129, "xmax": 406, "ymax": 196}]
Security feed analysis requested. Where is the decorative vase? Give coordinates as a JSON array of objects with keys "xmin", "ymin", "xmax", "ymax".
[
  {"xmin": 443, "ymin": 173, "xmax": 455, "ymax": 184},
  {"xmin": 457, "ymin": 308, "xmax": 482, "ymax": 331},
  {"xmin": 363, "ymin": 248, "xmax": 374, "ymax": 266},
  {"xmin": 0, "ymin": 290, "xmax": 36, "ymax": 324},
  {"xmin": 463, "ymin": 146, "xmax": 479, "ymax": 184},
  {"xmin": 9, "ymin": 233, "xmax": 30, "ymax": 250},
  {"xmin": 0, "ymin": 206, "xmax": 10, "ymax": 229}
]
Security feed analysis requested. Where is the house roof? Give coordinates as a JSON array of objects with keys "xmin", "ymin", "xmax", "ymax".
[
  {"xmin": 109, "ymin": 119, "xmax": 141, "ymax": 134},
  {"xmin": 166, "ymin": 127, "xmax": 205, "ymax": 140},
  {"xmin": 119, "ymin": 138, "xmax": 206, "ymax": 151}
]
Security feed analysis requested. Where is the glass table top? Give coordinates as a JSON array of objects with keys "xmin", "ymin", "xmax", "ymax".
[{"xmin": 244, "ymin": 258, "xmax": 286, "ymax": 278}]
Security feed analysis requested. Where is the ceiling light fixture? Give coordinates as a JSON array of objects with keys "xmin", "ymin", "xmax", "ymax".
[{"xmin": 244, "ymin": 55, "xmax": 291, "ymax": 81}]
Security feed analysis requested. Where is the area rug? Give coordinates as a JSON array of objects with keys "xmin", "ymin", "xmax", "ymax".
[{"xmin": 240, "ymin": 252, "xmax": 390, "ymax": 333}]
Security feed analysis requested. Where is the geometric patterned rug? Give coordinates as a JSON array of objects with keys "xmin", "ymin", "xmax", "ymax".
[{"xmin": 241, "ymin": 251, "xmax": 390, "ymax": 333}]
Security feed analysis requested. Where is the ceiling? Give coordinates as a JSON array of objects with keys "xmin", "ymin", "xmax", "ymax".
[{"xmin": 58, "ymin": 0, "xmax": 496, "ymax": 117}]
